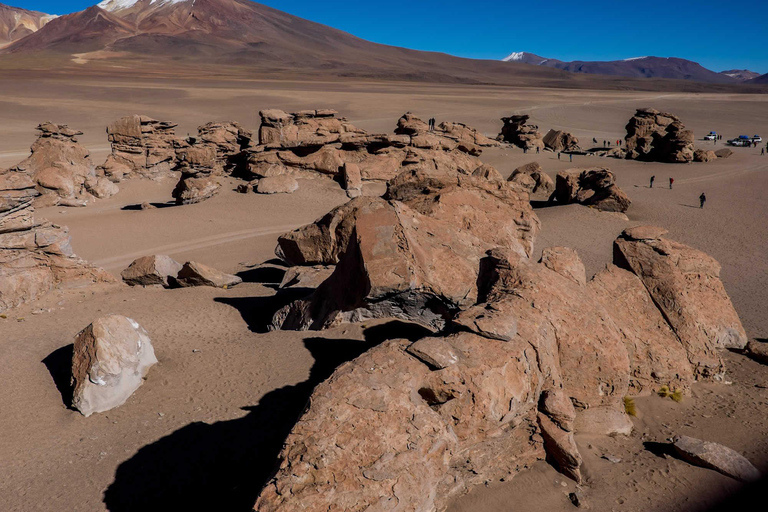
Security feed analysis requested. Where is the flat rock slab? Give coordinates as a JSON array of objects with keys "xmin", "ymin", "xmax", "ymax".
[
  {"xmin": 71, "ymin": 315, "xmax": 157, "ymax": 417},
  {"xmin": 175, "ymin": 261, "xmax": 242, "ymax": 288},
  {"xmin": 672, "ymin": 435, "xmax": 760, "ymax": 482},
  {"xmin": 574, "ymin": 406, "xmax": 633, "ymax": 436},
  {"xmin": 279, "ymin": 265, "xmax": 334, "ymax": 290}
]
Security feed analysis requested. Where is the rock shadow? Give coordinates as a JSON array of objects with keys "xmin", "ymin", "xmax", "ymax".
[
  {"xmin": 121, "ymin": 202, "xmax": 178, "ymax": 211},
  {"xmin": 214, "ymin": 288, "xmax": 309, "ymax": 333},
  {"xmin": 103, "ymin": 335, "xmax": 379, "ymax": 512},
  {"xmin": 643, "ymin": 440, "xmax": 675, "ymax": 459},
  {"xmin": 41, "ymin": 343, "xmax": 75, "ymax": 408},
  {"xmin": 236, "ymin": 266, "xmax": 286, "ymax": 285}
]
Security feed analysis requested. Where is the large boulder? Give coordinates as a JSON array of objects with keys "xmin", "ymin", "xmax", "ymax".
[
  {"xmin": 672, "ymin": 436, "xmax": 761, "ymax": 483},
  {"xmin": 256, "ymin": 175, "xmax": 299, "ymax": 194},
  {"xmin": 121, "ymin": 255, "xmax": 183, "ymax": 288},
  {"xmin": 543, "ymin": 129, "xmax": 580, "ymax": 152},
  {"xmin": 614, "ymin": 226, "xmax": 748, "ymax": 378},
  {"xmin": 509, "ymin": 162, "xmax": 555, "ymax": 195},
  {"xmin": 101, "ymin": 115, "xmax": 180, "ymax": 181},
  {"xmin": 554, "ymin": 168, "xmax": 631, "ymax": 212},
  {"xmin": 174, "ymin": 261, "xmax": 242, "ymax": 288},
  {"xmin": 171, "ymin": 175, "xmax": 220, "ymax": 205},
  {"xmin": 71, "ymin": 315, "xmax": 157, "ymax": 417},
  {"xmin": 693, "ymin": 149, "xmax": 717, "ymax": 162},
  {"xmin": 624, "ymin": 108, "xmax": 694, "ymax": 163}
]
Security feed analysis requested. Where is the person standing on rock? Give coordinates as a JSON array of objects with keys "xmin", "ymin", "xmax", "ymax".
[
  {"xmin": 700, "ymin": 192, "xmax": 706, "ymax": 208},
  {"xmin": 669, "ymin": 177, "xmax": 674, "ymax": 189},
  {"xmin": 650, "ymin": 175, "xmax": 655, "ymax": 188}
]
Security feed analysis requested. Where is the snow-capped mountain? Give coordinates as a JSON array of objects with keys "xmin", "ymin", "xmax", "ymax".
[
  {"xmin": 501, "ymin": 52, "xmax": 744, "ymax": 84},
  {"xmin": 719, "ymin": 69, "xmax": 761, "ymax": 82}
]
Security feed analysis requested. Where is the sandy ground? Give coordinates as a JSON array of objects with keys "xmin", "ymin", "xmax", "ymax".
[{"xmin": 1, "ymin": 75, "xmax": 767, "ymax": 512}]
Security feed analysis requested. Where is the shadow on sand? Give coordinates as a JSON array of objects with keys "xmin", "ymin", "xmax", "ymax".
[
  {"xmin": 102, "ymin": 321, "xmax": 430, "ymax": 512},
  {"xmin": 121, "ymin": 202, "xmax": 178, "ymax": 211},
  {"xmin": 42, "ymin": 343, "xmax": 75, "ymax": 408}
]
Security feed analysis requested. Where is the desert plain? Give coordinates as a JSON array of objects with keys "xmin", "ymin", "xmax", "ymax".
[{"xmin": 1, "ymin": 72, "xmax": 767, "ymax": 512}]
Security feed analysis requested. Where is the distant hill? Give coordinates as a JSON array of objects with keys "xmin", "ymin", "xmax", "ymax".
[
  {"xmin": 748, "ymin": 72, "xmax": 768, "ymax": 84},
  {"xmin": 0, "ymin": 3, "xmax": 56, "ymax": 48},
  {"xmin": 719, "ymin": 69, "xmax": 761, "ymax": 82},
  {"xmin": 502, "ymin": 52, "xmax": 743, "ymax": 84}
]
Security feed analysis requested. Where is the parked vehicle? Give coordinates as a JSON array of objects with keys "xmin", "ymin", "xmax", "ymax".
[
  {"xmin": 704, "ymin": 133, "xmax": 717, "ymax": 141},
  {"xmin": 752, "ymin": 135, "xmax": 762, "ymax": 143},
  {"xmin": 727, "ymin": 137, "xmax": 751, "ymax": 147}
]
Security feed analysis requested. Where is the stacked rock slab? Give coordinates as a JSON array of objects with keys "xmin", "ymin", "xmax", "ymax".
[
  {"xmin": 554, "ymin": 168, "xmax": 631, "ymax": 212},
  {"xmin": 0, "ymin": 199, "xmax": 114, "ymax": 313},
  {"xmin": 258, "ymin": 219, "xmax": 745, "ymax": 510},
  {"xmin": 497, "ymin": 114, "xmax": 544, "ymax": 150},
  {"xmin": 624, "ymin": 108, "xmax": 695, "ymax": 163},
  {"xmin": 11, "ymin": 122, "xmax": 110, "ymax": 206},
  {"xmin": 101, "ymin": 115, "xmax": 180, "ymax": 181}
]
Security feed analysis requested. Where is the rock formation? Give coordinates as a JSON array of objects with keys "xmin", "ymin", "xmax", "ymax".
[
  {"xmin": 543, "ymin": 129, "xmax": 580, "ymax": 152},
  {"xmin": 172, "ymin": 175, "xmax": 220, "ymax": 205},
  {"xmin": 672, "ymin": 436, "xmax": 761, "ymax": 483},
  {"xmin": 174, "ymin": 261, "xmax": 241, "ymax": 288},
  {"xmin": 624, "ymin": 108, "xmax": 695, "ymax": 163},
  {"xmin": 256, "ymin": 175, "xmax": 298, "ymax": 194},
  {"xmin": 121, "ymin": 255, "xmax": 183, "ymax": 288},
  {"xmin": 71, "ymin": 315, "xmax": 157, "ymax": 417},
  {"xmin": 259, "ymin": 211, "xmax": 746, "ymax": 510},
  {"xmin": 554, "ymin": 168, "xmax": 631, "ymax": 212},
  {"xmin": 11, "ymin": 122, "xmax": 112, "ymax": 206},
  {"xmin": 497, "ymin": 114, "xmax": 544, "ymax": 150},
  {"xmin": 101, "ymin": 115, "xmax": 180, "ymax": 181},
  {"xmin": 509, "ymin": 162, "xmax": 555, "ymax": 195},
  {"xmin": 0, "ymin": 198, "xmax": 114, "ymax": 313},
  {"xmin": 693, "ymin": 149, "xmax": 717, "ymax": 162}
]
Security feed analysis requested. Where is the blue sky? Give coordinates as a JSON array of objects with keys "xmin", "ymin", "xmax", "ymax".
[{"xmin": 12, "ymin": 0, "xmax": 768, "ymax": 73}]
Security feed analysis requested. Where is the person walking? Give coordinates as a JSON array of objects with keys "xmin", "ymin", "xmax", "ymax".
[
  {"xmin": 536, "ymin": 146, "xmax": 540, "ymax": 154},
  {"xmin": 593, "ymin": 137, "xmax": 597, "ymax": 144},
  {"xmin": 699, "ymin": 192, "xmax": 706, "ymax": 209},
  {"xmin": 557, "ymin": 152, "xmax": 561, "ymax": 160},
  {"xmin": 569, "ymin": 153, "xmax": 573, "ymax": 162},
  {"xmin": 669, "ymin": 177, "xmax": 674, "ymax": 189},
  {"xmin": 650, "ymin": 175, "xmax": 655, "ymax": 188},
  {"xmin": 762, "ymin": 147, "xmax": 765, "ymax": 156}
]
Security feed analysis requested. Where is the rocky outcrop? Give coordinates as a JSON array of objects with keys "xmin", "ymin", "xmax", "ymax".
[
  {"xmin": 714, "ymin": 148, "xmax": 733, "ymax": 159},
  {"xmin": 624, "ymin": 108, "xmax": 695, "ymax": 163},
  {"xmin": 543, "ymin": 129, "xmax": 580, "ymax": 152},
  {"xmin": 256, "ymin": 175, "xmax": 298, "ymax": 194},
  {"xmin": 554, "ymin": 168, "xmax": 631, "ymax": 212},
  {"xmin": 259, "ymin": 217, "xmax": 746, "ymax": 510},
  {"xmin": 171, "ymin": 175, "xmax": 220, "ymax": 205},
  {"xmin": 11, "ymin": 122, "xmax": 106, "ymax": 206},
  {"xmin": 497, "ymin": 114, "xmax": 544, "ymax": 150},
  {"xmin": 195, "ymin": 121, "xmax": 252, "ymax": 175},
  {"xmin": 614, "ymin": 227, "xmax": 747, "ymax": 378},
  {"xmin": 509, "ymin": 162, "xmax": 555, "ymax": 195},
  {"xmin": 101, "ymin": 115, "xmax": 179, "ymax": 181},
  {"xmin": 121, "ymin": 255, "xmax": 183, "ymax": 288},
  {"xmin": 0, "ymin": 199, "xmax": 114, "ymax": 313},
  {"xmin": 71, "ymin": 315, "xmax": 157, "ymax": 417},
  {"xmin": 693, "ymin": 149, "xmax": 717, "ymax": 162}
]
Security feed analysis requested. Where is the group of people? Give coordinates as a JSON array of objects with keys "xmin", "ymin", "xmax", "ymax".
[
  {"xmin": 593, "ymin": 138, "xmax": 623, "ymax": 147},
  {"xmin": 650, "ymin": 175, "xmax": 706, "ymax": 208},
  {"xmin": 427, "ymin": 117, "xmax": 437, "ymax": 131}
]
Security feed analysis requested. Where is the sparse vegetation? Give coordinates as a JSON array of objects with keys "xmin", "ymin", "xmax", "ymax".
[
  {"xmin": 658, "ymin": 385, "xmax": 684, "ymax": 402},
  {"xmin": 624, "ymin": 396, "xmax": 637, "ymax": 416}
]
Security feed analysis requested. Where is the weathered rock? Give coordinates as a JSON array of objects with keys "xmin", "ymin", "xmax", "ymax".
[
  {"xmin": 84, "ymin": 176, "xmax": 119, "ymax": 199},
  {"xmin": 121, "ymin": 255, "xmax": 183, "ymax": 288},
  {"xmin": 196, "ymin": 121, "xmax": 252, "ymax": 175},
  {"xmin": 175, "ymin": 261, "xmax": 241, "ymax": 288},
  {"xmin": 509, "ymin": 162, "xmax": 555, "ymax": 196},
  {"xmin": 714, "ymin": 148, "xmax": 733, "ymax": 159},
  {"xmin": 672, "ymin": 436, "xmax": 761, "ymax": 482},
  {"xmin": 340, "ymin": 162, "xmax": 362, "ymax": 197},
  {"xmin": 744, "ymin": 339, "xmax": 768, "ymax": 365},
  {"xmin": 471, "ymin": 164, "xmax": 503, "ymax": 182},
  {"xmin": 256, "ymin": 175, "xmax": 298, "ymax": 194},
  {"xmin": 258, "ymin": 109, "xmax": 364, "ymax": 148},
  {"xmin": 554, "ymin": 168, "xmax": 631, "ymax": 212},
  {"xmin": 101, "ymin": 115, "xmax": 179, "ymax": 180},
  {"xmin": 624, "ymin": 109, "xmax": 695, "ymax": 163},
  {"xmin": 71, "ymin": 315, "xmax": 157, "ymax": 417},
  {"xmin": 540, "ymin": 247, "xmax": 586, "ymax": 286},
  {"xmin": 172, "ymin": 175, "xmax": 220, "ymax": 205},
  {"xmin": 0, "ymin": 170, "xmax": 39, "ymax": 202},
  {"xmin": 693, "ymin": 149, "xmax": 717, "ymax": 162},
  {"xmin": 539, "ymin": 413, "xmax": 583, "ymax": 483},
  {"xmin": 623, "ymin": 225, "xmax": 668, "ymax": 241},
  {"xmin": 614, "ymin": 227, "xmax": 747, "ymax": 378},
  {"xmin": 574, "ymin": 407, "xmax": 634, "ymax": 436},
  {"xmin": 279, "ymin": 265, "xmax": 335, "ymax": 290},
  {"xmin": 543, "ymin": 129, "xmax": 580, "ymax": 152},
  {"xmin": 0, "ymin": 200, "xmax": 114, "ymax": 313},
  {"xmin": 497, "ymin": 114, "xmax": 544, "ymax": 150}
]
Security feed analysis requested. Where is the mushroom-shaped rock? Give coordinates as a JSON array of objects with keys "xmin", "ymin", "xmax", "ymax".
[
  {"xmin": 175, "ymin": 261, "xmax": 241, "ymax": 288},
  {"xmin": 71, "ymin": 315, "xmax": 157, "ymax": 417},
  {"xmin": 121, "ymin": 255, "xmax": 183, "ymax": 288}
]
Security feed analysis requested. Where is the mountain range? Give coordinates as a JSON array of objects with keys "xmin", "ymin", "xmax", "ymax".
[
  {"xmin": 0, "ymin": 1, "xmax": 765, "ymax": 90},
  {"xmin": 502, "ymin": 52, "xmax": 763, "ymax": 84}
]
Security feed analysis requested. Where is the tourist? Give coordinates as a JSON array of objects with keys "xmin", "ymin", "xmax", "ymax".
[
  {"xmin": 536, "ymin": 146, "xmax": 540, "ymax": 154},
  {"xmin": 569, "ymin": 153, "xmax": 573, "ymax": 162},
  {"xmin": 669, "ymin": 177, "xmax": 674, "ymax": 189},
  {"xmin": 700, "ymin": 192, "xmax": 706, "ymax": 209},
  {"xmin": 557, "ymin": 152, "xmax": 561, "ymax": 160},
  {"xmin": 650, "ymin": 175, "xmax": 655, "ymax": 188}
]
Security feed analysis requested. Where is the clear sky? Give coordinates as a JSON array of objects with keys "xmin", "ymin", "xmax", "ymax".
[{"xmin": 10, "ymin": 0, "xmax": 768, "ymax": 74}]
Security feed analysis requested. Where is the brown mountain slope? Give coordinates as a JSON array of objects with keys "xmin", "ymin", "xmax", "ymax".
[
  {"xmin": 0, "ymin": 3, "xmax": 56, "ymax": 48},
  {"xmin": 1, "ymin": 0, "xmax": 766, "ymax": 93}
]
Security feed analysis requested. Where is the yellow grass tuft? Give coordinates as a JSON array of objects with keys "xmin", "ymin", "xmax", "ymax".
[
  {"xmin": 624, "ymin": 396, "xmax": 637, "ymax": 416},
  {"xmin": 670, "ymin": 389, "xmax": 684, "ymax": 403},
  {"xmin": 657, "ymin": 385, "xmax": 671, "ymax": 398},
  {"xmin": 657, "ymin": 385, "xmax": 684, "ymax": 402}
]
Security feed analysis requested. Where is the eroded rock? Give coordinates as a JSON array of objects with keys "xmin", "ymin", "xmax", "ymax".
[{"xmin": 672, "ymin": 436, "xmax": 760, "ymax": 482}]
